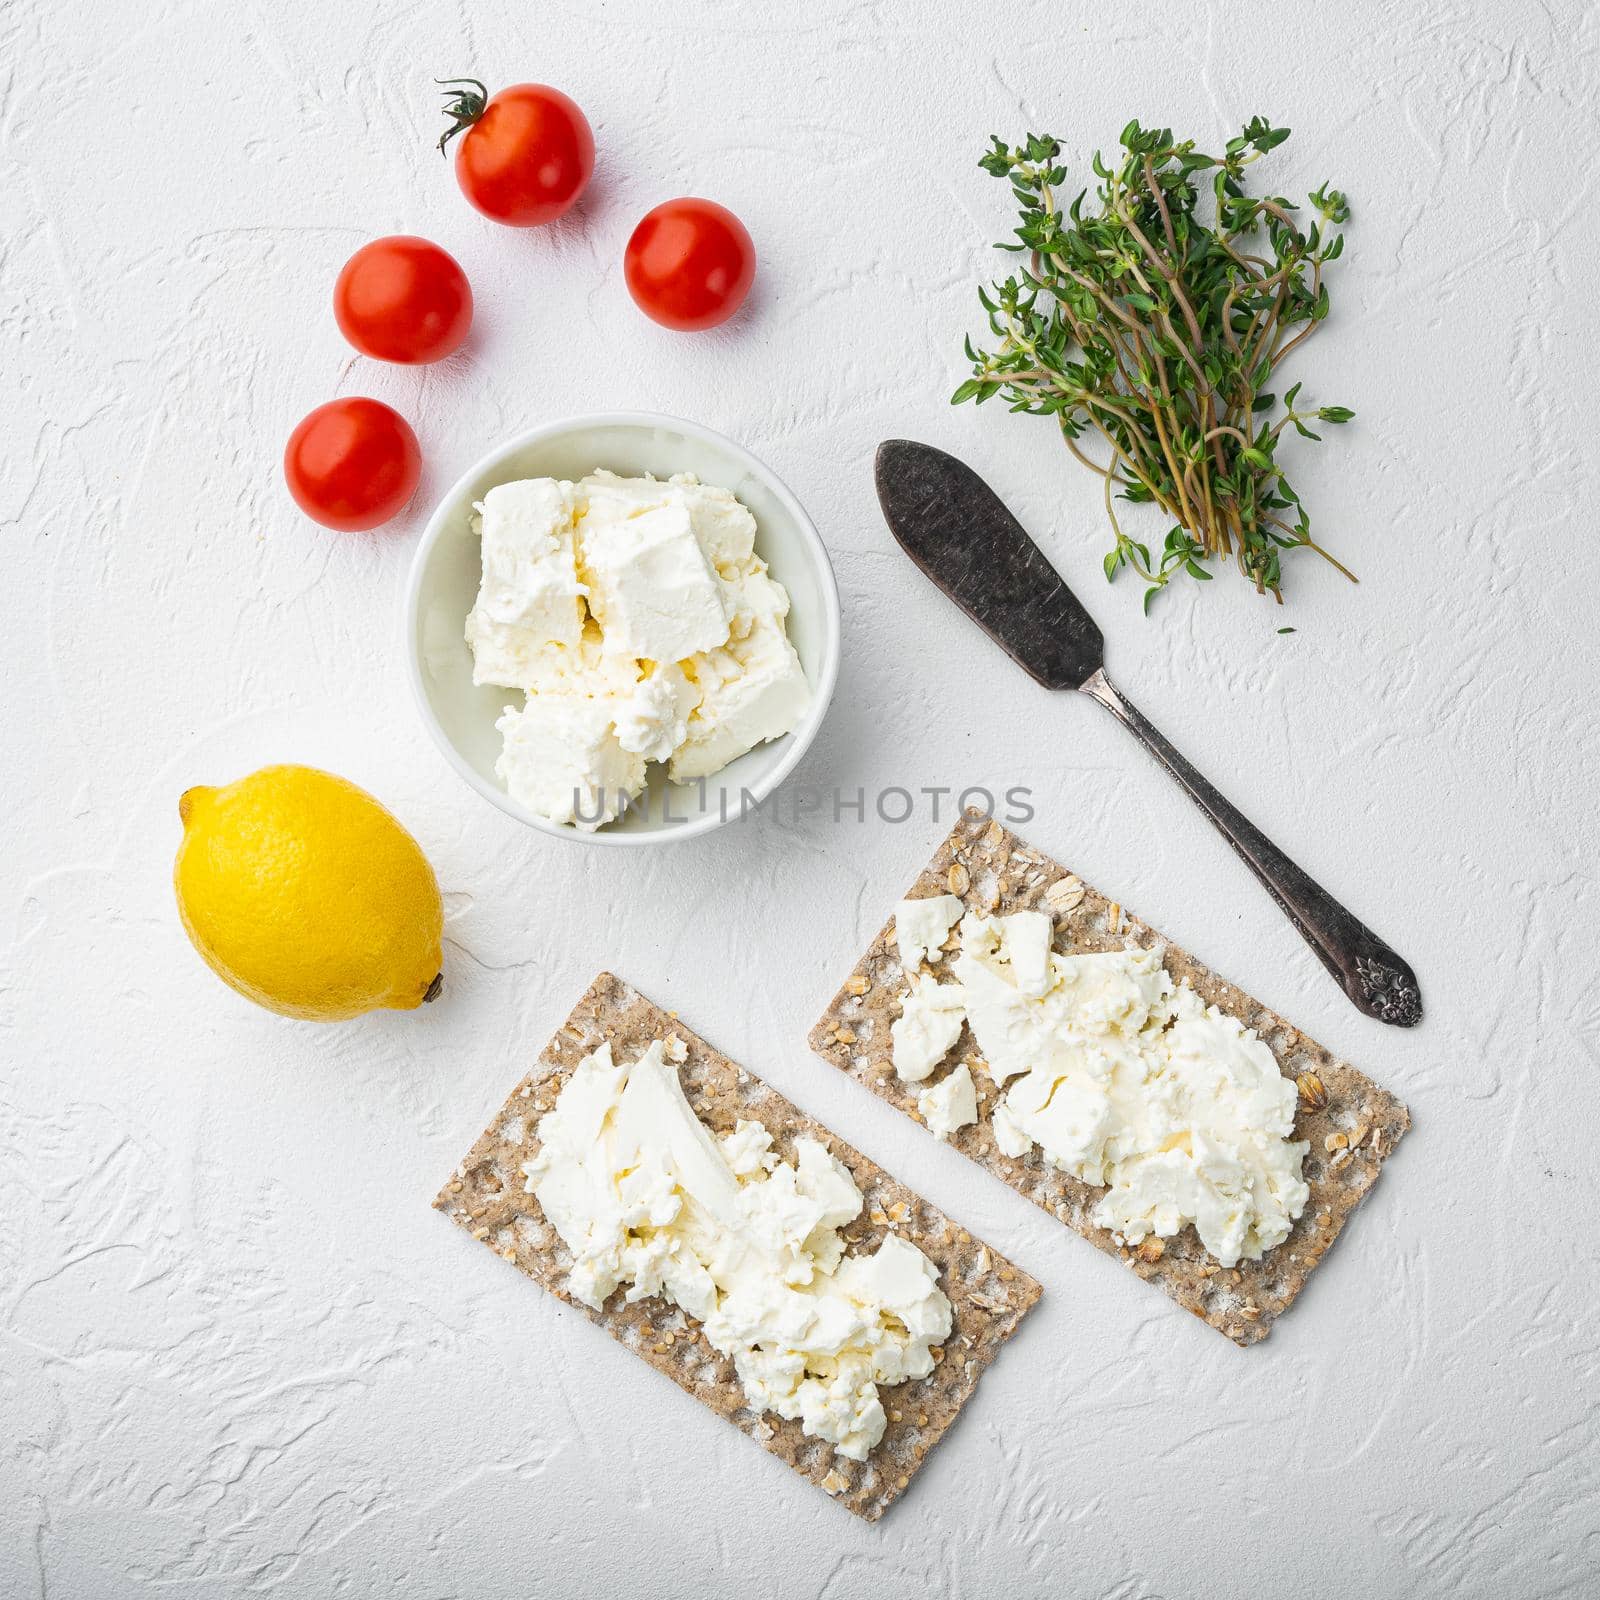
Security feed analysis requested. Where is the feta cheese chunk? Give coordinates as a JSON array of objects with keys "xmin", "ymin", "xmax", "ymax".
[
  {"xmin": 465, "ymin": 480, "xmax": 586, "ymax": 688},
  {"xmin": 581, "ymin": 498, "xmax": 730, "ymax": 664},
  {"xmin": 894, "ymin": 894, "xmax": 965, "ymax": 970},
  {"xmin": 581, "ymin": 469, "xmax": 757, "ymax": 572},
  {"xmin": 917, "ymin": 1065, "xmax": 978, "ymax": 1141},
  {"xmin": 996, "ymin": 910, "xmax": 1054, "ymax": 996},
  {"xmin": 668, "ymin": 599, "xmax": 810, "ymax": 782},
  {"xmin": 891, "ymin": 974, "xmax": 967, "ymax": 1082},
  {"xmin": 495, "ymin": 697, "xmax": 647, "ymax": 831},
  {"xmin": 524, "ymin": 1040, "xmax": 952, "ymax": 1462}
]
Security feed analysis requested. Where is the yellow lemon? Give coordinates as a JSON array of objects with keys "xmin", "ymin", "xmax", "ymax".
[{"xmin": 174, "ymin": 764, "xmax": 444, "ymax": 1021}]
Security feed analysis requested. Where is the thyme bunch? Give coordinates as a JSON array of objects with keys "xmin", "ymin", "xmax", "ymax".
[{"xmin": 956, "ymin": 119, "xmax": 1356, "ymax": 609}]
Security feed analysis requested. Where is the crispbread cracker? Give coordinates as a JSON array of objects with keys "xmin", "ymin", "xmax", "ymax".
[
  {"xmin": 809, "ymin": 814, "xmax": 1410, "ymax": 1347},
  {"xmin": 434, "ymin": 971, "xmax": 1040, "ymax": 1520}
]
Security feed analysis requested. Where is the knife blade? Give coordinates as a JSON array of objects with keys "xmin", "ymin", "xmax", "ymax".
[
  {"xmin": 875, "ymin": 437, "xmax": 1104, "ymax": 691},
  {"xmin": 873, "ymin": 438, "xmax": 1422, "ymax": 1027}
]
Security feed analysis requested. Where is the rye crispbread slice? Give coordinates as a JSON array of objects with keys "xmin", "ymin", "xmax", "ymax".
[
  {"xmin": 434, "ymin": 971, "xmax": 1040, "ymax": 1520},
  {"xmin": 809, "ymin": 814, "xmax": 1410, "ymax": 1348}
]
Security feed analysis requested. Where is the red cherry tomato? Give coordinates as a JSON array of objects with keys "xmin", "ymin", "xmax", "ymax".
[
  {"xmin": 333, "ymin": 236, "xmax": 472, "ymax": 364},
  {"xmin": 283, "ymin": 399, "xmax": 421, "ymax": 532},
  {"xmin": 438, "ymin": 79, "xmax": 593, "ymax": 227},
  {"xmin": 624, "ymin": 199, "xmax": 756, "ymax": 331}
]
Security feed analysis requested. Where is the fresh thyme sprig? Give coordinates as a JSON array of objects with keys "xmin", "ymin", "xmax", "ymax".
[{"xmin": 955, "ymin": 118, "xmax": 1356, "ymax": 609}]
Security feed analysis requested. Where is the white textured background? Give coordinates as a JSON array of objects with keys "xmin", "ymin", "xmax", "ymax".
[{"xmin": 5, "ymin": 1, "xmax": 1598, "ymax": 1595}]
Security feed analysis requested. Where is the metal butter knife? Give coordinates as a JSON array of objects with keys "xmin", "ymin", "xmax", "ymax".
[{"xmin": 875, "ymin": 438, "xmax": 1422, "ymax": 1027}]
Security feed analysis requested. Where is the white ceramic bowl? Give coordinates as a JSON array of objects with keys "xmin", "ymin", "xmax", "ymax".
[{"xmin": 404, "ymin": 413, "xmax": 841, "ymax": 845}]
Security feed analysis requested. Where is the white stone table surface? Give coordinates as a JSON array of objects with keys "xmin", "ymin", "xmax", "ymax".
[{"xmin": 4, "ymin": 1, "xmax": 1597, "ymax": 1594}]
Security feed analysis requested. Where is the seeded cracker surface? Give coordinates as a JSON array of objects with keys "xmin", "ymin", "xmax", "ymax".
[
  {"xmin": 434, "ymin": 972, "xmax": 1040, "ymax": 1520},
  {"xmin": 809, "ymin": 814, "xmax": 1411, "ymax": 1348}
]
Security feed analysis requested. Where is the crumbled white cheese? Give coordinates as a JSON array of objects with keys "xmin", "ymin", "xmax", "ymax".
[
  {"xmin": 495, "ymin": 697, "xmax": 646, "ymax": 829},
  {"xmin": 465, "ymin": 471, "xmax": 809, "ymax": 828},
  {"xmin": 894, "ymin": 894, "xmax": 965, "ymax": 970},
  {"xmin": 666, "ymin": 570, "xmax": 810, "ymax": 784},
  {"xmin": 917, "ymin": 1064, "xmax": 978, "ymax": 1140},
  {"xmin": 891, "ymin": 973, "xmax": 968, "ymax": 1082},
  {"xmin": 613, "ymin": 662, "xmax": 695, "ymax": 763},
  {"xmin": 990, "ymin": 1096, "xmax": 1032, "ymax": 1159},
  {"xmin": 465, "ymin": 479, "xmax": 587, "ymax": 687},
  {"xmin": 512, "ymin": 621, "xmax": 649, "ymax": 699},
  {"xmin": 897, "ymin": 912, "xmax": 1310, "ymax": 1267},
  {"xmin": 524, "ymin": 1040, "xmax": 952, "ymax": 1461}
]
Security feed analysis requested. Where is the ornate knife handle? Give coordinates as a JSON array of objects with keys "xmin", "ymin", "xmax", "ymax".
[{"xmin": 1080, "ymin": 667, "xmax": 1422, "ymax": 1027}]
